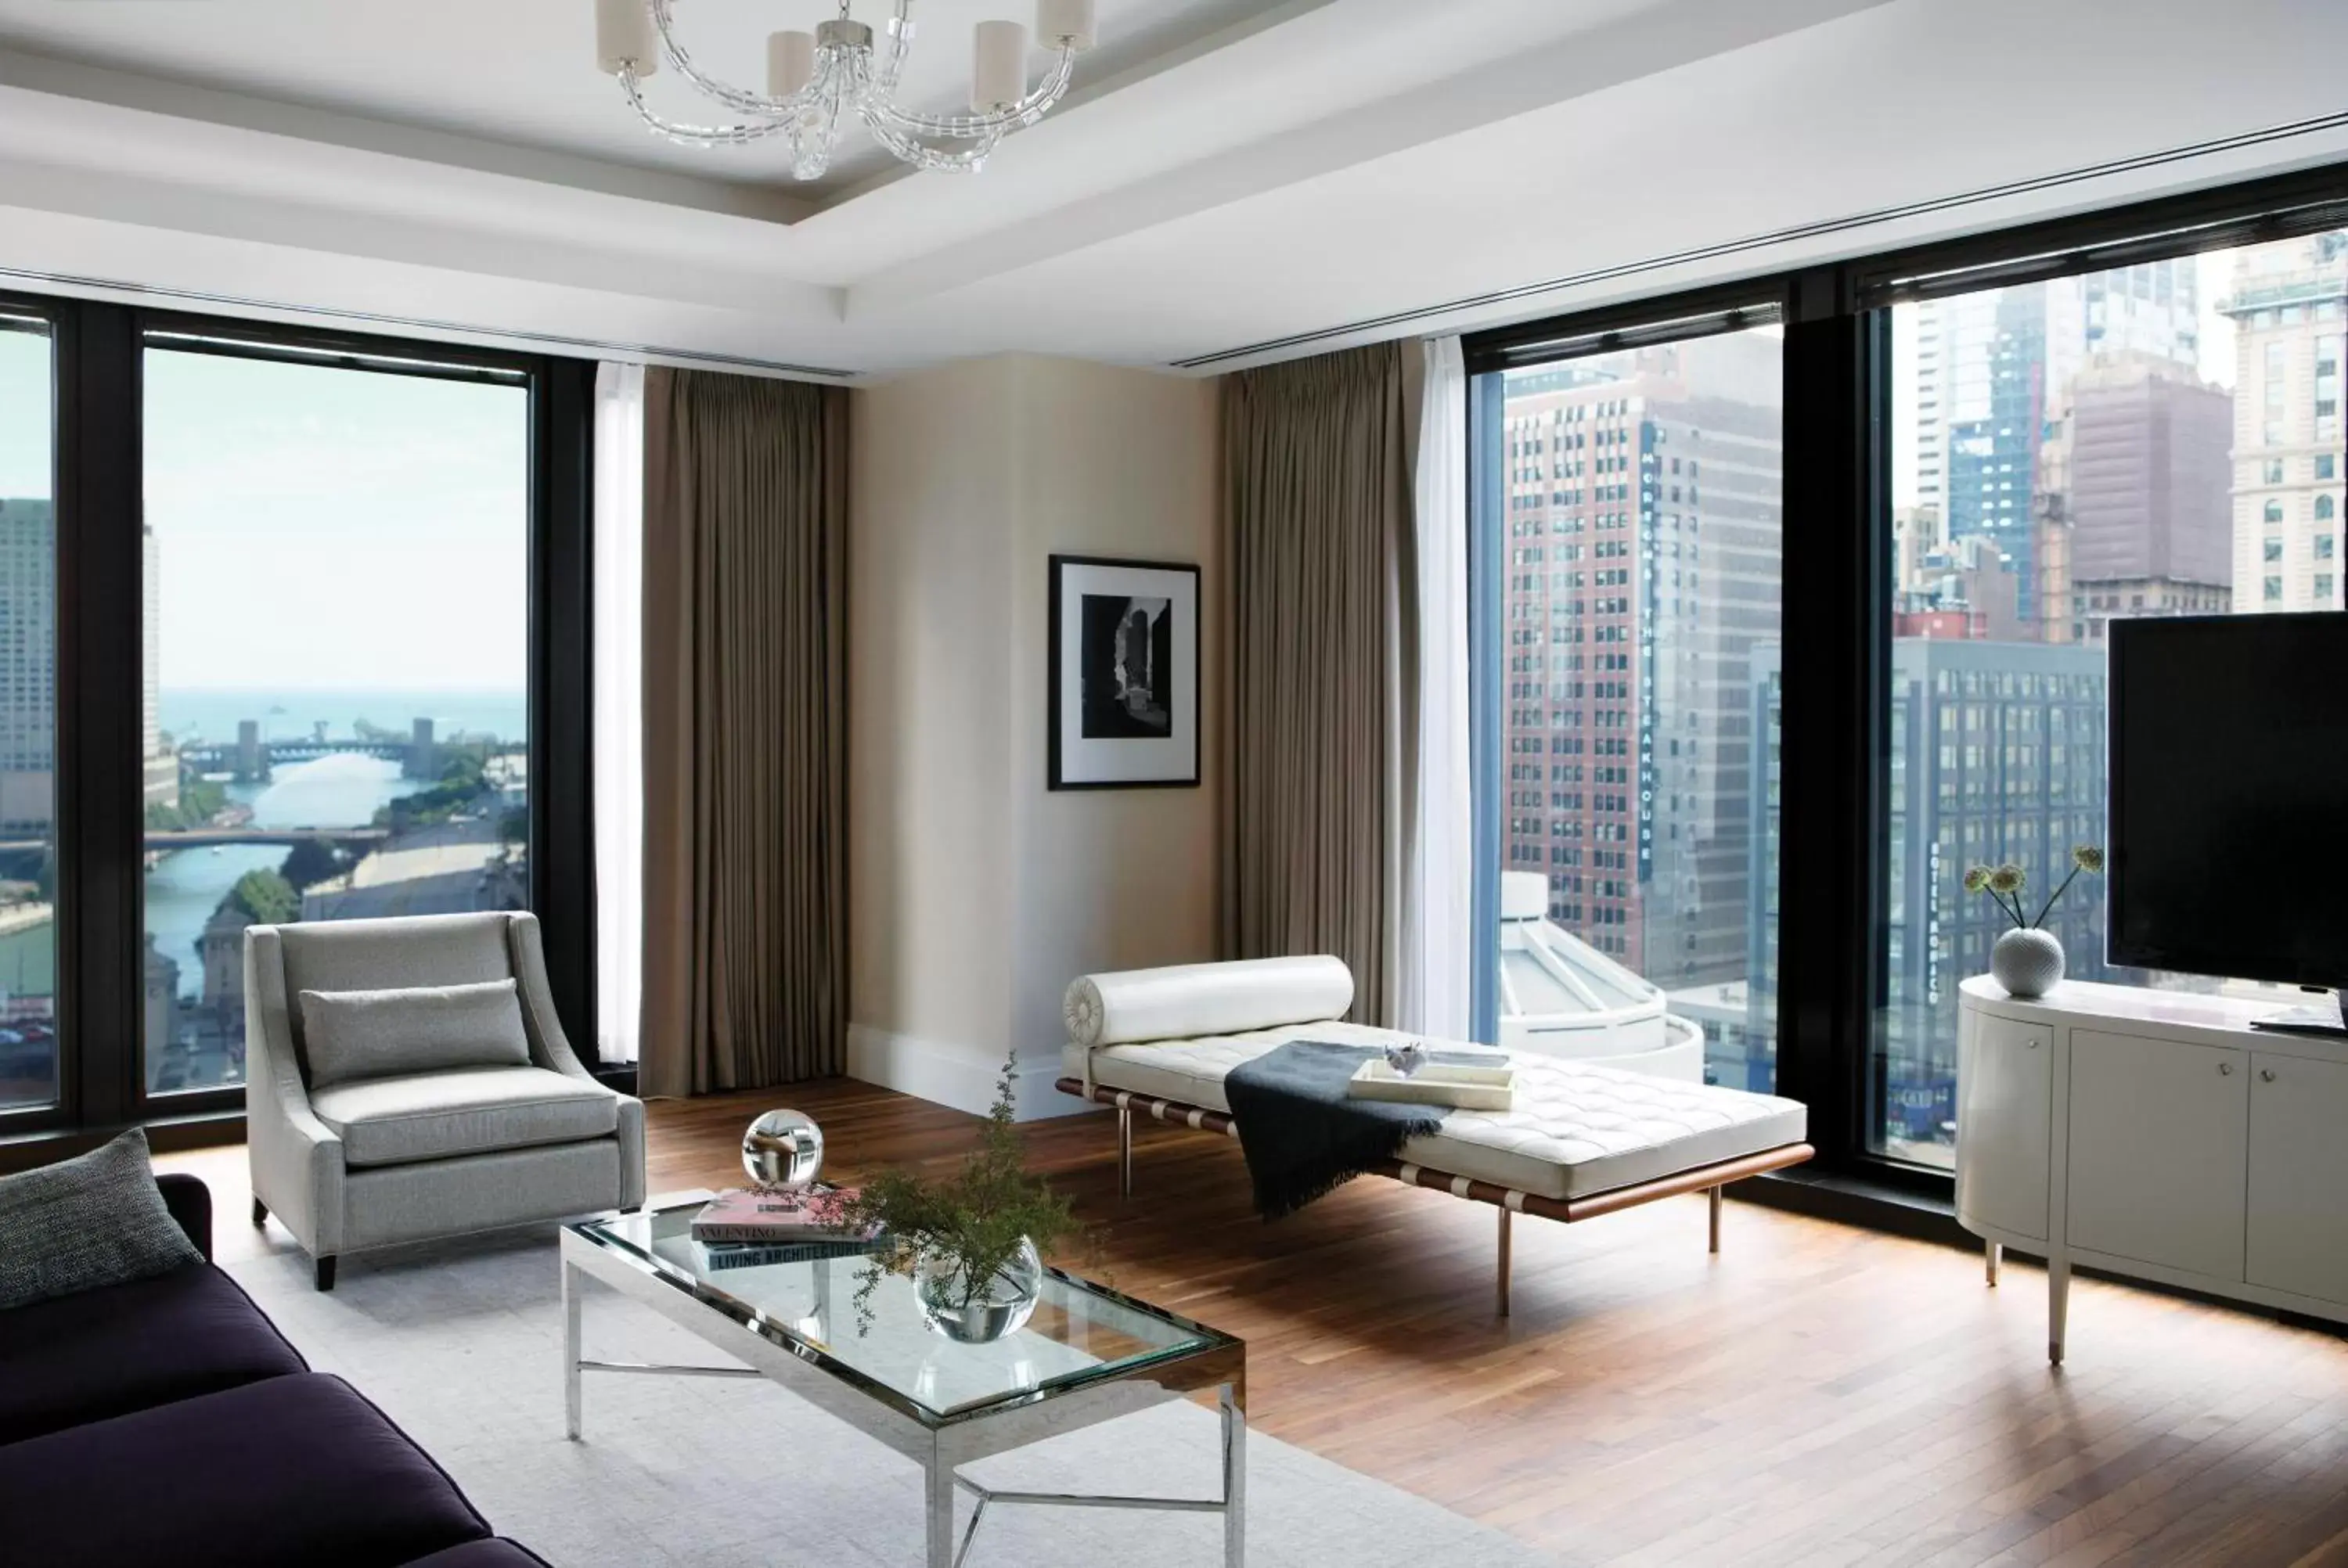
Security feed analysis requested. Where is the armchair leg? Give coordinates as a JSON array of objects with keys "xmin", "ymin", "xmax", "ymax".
[
  {"xmin": 314, "ymin": 1256, "xmax": 337, "ymax": 1293},
  {"xmin": 252, "ymin": 1197, "xmax": 268, "ymax": 1227}
]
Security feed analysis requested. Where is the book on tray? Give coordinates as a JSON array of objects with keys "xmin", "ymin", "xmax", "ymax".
[
  {"xmin": 690, "ymin": 1185, "xmax": 877, "ymax": 1245},
  {"xmin": 697, "ymin": 1236, "xmax": 883, "ymax": 1271}
]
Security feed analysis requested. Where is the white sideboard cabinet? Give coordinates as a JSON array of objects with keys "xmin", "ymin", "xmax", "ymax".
[{"xmin": 1956, "ymin": 976, "xmax": 2348, "ymax": 1363}]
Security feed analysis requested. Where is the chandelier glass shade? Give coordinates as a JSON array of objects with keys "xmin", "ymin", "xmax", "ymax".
[{"xmin": 594, "ymin": 0, "xmax": 1098, "ymax": 181}]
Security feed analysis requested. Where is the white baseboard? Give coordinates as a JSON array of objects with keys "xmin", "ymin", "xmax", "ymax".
[{"xmin": 844, "ymin": 1023, "xmax": 1100, "ymax": 1122}]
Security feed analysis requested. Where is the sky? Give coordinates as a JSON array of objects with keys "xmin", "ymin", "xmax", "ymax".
[{"xmin": 0, "ymin": 329, "xmax": 528, "ymax": 692}]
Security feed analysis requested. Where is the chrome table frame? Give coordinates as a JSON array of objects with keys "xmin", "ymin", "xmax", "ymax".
[{"xmin": 560, "ymin": 1199, "xmax": 1247, "ymax": 1568}]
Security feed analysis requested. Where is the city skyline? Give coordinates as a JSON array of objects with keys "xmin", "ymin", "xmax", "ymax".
[{"xmin": 1890, "ymin": 247, "xmax": 2248, "ymax": 509}]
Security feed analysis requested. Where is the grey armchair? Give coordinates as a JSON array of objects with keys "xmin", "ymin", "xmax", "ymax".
[{"xmin": 244, "ymin": 911, "xmax": 645, "ymax": 1289}]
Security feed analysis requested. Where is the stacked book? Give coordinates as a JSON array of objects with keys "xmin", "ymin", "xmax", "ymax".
[{"xmin": 690, "ymin": 1186, "xmax": 884, "ymax": 1271}]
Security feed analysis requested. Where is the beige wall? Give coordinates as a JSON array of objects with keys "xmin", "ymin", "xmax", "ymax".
[{"xmin": 848, "ymin": 354, "xmax": 1219, "ymax": 1117}]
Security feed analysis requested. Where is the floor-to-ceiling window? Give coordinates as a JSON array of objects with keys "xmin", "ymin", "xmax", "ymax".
[
  {"xmin": 1474, "ymin": 315, "xmax": 1785, "ymax": 1091},
  {"xmin": 1871, "ymin": 229, "xmax": 2348, "ymax": 1167},
  {"xmin": 0, "ymin": 314, "xmax": 58, "ymax": 1116},
  {"xmin": 0, "ymin": 299, "xmax": 594, "ymax": 1159},
  {"xmin": 138, "ymin": 341, "xmax": 533, "ymax": 1097},
  {"xmin": 1464, "ymin": 167, "xmax": 2348, "ymax": 1195}
]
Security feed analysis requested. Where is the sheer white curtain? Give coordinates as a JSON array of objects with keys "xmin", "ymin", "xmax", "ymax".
[
  {"xmin": 1399, "ymin": 336, "xmax": 1474, "ymax": 1040},
  {"xmin": 592, "ymin": 361, "xmax": 646, "ymax": 1065}
]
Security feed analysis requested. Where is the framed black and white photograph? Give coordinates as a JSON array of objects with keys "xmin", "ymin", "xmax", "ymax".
[{"xmin": 1048, "ymin": 554, "xmax": 1200, "ymax": 790}]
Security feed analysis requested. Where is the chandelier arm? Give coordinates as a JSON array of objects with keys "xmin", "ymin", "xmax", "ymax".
[
  {"xmin": 862, "ymin": 47, "xmax": 1075, "ymax": 140},
  {"xmin": 873, "ymin": 0, "xmax": 917, "ymax": 99},
  {"xmin": 648, "ymin": 0, "xmax": 826, "ymax": 118},
  {"xmin": 619, "ymin": 67, "xmax": 795, "ymax": 147},
  {"xmin": 861, "ymin": 116, "xmax": 1004, "ymax": 174}
]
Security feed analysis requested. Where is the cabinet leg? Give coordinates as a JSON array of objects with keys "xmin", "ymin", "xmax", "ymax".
[
  {"xmin": 1986, "ymin": 1240, "xmax": 2001, "ymax": 1287},
  {"xmin": 2047, "ymin": 1253, "xmax": 2070, "ymax": 1366}
]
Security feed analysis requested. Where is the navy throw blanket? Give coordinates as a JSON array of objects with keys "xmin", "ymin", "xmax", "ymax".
[{"xmin": 1223, "ymin": 1040, "xmax": 1486, "ymax": 1220}]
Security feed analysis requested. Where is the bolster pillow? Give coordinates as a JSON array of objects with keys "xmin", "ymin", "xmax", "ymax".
[{"xmin": 1064, "ymin": 956, "xmax": 1355, "ymax": 1049}]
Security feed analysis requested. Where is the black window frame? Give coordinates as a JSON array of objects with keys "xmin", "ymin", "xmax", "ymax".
[
  {"xmin": 0, "ymin": 293, "xmax": 598, "ymax": 1160},
  {"xmin": 1464, "ymin": 157, "xmax": 2348, "ymax": 1197}
]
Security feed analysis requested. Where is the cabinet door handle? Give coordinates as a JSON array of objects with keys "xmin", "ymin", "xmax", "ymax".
[
  {"xmin": 2260, "ymin": 1068, "xmax": 2277, "ymax": 1083},
  {"xmin": 2218, "ymin": 1062, "xmax": 2234, "ymax": 1075}
]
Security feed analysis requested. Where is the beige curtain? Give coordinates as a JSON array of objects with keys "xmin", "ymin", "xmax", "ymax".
[
  {"xmin": 639, "ymin": 369, "xmax": 849, "ymax": 1096},
  {"xmin": 1219, "ymin": 343, "xmax": 1413, "ymax": 1026}
]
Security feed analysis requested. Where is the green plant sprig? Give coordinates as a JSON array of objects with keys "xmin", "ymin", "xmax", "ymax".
[{"xmin": 814, "ymin": 1054, "xmax": 1084, "ymax": 1335}]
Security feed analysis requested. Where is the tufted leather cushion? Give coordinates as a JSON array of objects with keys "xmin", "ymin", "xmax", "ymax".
[
  {"xmin": 1064, "ymin": 955, "xmax": 1354, "ymax": 1048},
  {"xmin": 1065, "ymin": 1022, "xmax": 1807, "ymax": 1200}
]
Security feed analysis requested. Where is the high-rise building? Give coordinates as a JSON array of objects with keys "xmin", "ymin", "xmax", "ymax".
[
  {"xmin": 1900, "ymin": 533, "xmax": 2027, "ymax": 642},
  {"xmin": 1500, "ymin": 335, "xmax": 1781, "ymax": 991},
  {"xmin": 2062, "ymin": 354, "xmax": 2234, "ymax": 645},
  {"xmin": 1912, "ymin": 261, "xmax": 2201, "ymax": 622},
  {"xmin": 2220, "ymin": 232, "xmax": 2347, "ymax": 614},
  {"xmin": 1891, "ymin": 503, "xmax": 1942, "ymax": 595},
  {"xmin": 142, "ymin": 524, "xmax": 178, "ymax": 811},
  {"xmin": 0, "ymin": 499, "xmax": 55, "ymax": 835}
]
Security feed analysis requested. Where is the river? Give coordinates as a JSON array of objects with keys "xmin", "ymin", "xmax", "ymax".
[{"xmin": 146, "ymin": 752, "xmax": 412, "ymax": 998}]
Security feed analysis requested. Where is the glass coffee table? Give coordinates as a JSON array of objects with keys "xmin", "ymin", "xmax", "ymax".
[{"xmin": 561, "ymin": 1195, "xmax": 1248, "ymax": 1567}]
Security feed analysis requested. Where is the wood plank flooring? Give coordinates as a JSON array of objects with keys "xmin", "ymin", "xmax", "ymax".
[{"xmin": 165, "ymin": 1078, "xmax": 2348, "ymax": 1566}]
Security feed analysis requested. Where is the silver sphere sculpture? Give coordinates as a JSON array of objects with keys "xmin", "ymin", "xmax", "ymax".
[{"xmin": 741, "ymin": 1109, "xmax": 825, "ymax": 1192}]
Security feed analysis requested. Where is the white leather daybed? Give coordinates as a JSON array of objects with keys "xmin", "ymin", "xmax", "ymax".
[{"xmin": 1060, "ymin": 955, "xmax": 1812, "ymax": 1314}]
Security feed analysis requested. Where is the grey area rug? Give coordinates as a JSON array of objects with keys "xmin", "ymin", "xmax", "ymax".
[{"xmin": 230, "ymin": 1228, "xmax": 1558, "ymax": 1568}]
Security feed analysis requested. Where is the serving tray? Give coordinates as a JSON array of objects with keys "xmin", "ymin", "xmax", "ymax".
[{"xmin": 1347, "ymin": 1058, "xmax": 1516, "ymax": 1111}]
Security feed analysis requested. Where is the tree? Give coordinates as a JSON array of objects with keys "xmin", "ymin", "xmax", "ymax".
[
  {"xmin": 278, "ymin": 839, "xmax": 343, "ymax": 892},
  {"xmin": 225, "ymin": 869, "xmax": 299, "ymax": 927}
]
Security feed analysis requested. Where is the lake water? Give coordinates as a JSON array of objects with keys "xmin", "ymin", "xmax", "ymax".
[{"xmin": 146, "ymin": 752, "xmax": 412, "ymax": 996}]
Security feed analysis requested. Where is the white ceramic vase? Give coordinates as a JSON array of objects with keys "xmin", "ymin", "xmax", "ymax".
[{"xmin": 1991, "ymin": 927, "xmax": 2065, "ymax": 998}]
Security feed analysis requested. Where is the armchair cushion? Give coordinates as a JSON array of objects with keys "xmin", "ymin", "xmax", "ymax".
[
  {"xmin": 309, "ymin": 1065, "xmax": 619, "ymax": 1169},
  {"xmin": 0, "ymin": 1128, "xmax": 203, "ymax": 1311},
  {"xmin": 299, "ymin": 978, "xmax": 531, "ymax": 1089}
]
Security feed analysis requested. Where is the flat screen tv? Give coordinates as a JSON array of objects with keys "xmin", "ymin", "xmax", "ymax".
[{"xmin": 2109, "ymin": 613, "xmax": 2348, "ymax": 1026}]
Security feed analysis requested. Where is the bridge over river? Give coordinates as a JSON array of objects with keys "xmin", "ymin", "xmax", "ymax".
[
  {"xmin": 0, "ymin": 826, "xmax": 391, "ymax": 854},
  {"xmin": 178, "ymin": 737, "xmax": 412, "ymax": 769}
]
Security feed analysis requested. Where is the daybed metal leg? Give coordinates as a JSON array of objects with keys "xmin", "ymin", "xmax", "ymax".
[
  {"xmin": 2048, "ymin": 1253, "xmax": 2071, "ymax": 1366},
  {"xmin": 1117, "ymin": 1104, "xmax": 1133, "ymax": 1199},
  {"xmin": 1496, "ymin": 1207, "xmax": 1512, "ymax": 1318},
  {"xmin": 1708, "ymin": 1185, "xmax": 1723, "ymax": 1254},
  {"xmin": 1986, "ymin": 1239, "xmax": 2002, "ymax": 1286}
]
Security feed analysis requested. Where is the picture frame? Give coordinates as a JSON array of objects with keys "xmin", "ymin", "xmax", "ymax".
[{"xmin": 1047, "ymin": 554, "xmax": 1201, "ymax": 790}]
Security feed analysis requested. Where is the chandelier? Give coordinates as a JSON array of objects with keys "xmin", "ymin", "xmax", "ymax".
[{"xmin": 593, "ymin": 0, "xmax": 1099, "ymax": 181}]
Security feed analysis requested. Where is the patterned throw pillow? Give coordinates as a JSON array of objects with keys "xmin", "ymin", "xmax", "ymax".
[{"xmin": 0, "ymin": 1127, "xmax": 203, "ymax": 1311}]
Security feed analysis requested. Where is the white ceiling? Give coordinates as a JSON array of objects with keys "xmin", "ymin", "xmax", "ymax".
[
  {"xmin": 0, "ymin": 0, "xmax": 2341, "ymax": 379},
  {"xmin": 0, "ymin": 0, "xmax": 1284, "ymax": 202}
]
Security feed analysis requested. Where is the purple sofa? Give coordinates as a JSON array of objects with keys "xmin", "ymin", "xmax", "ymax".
[{"xmin": 0, "ymin": 1173, "xmax": 549, "ymax": 1568}]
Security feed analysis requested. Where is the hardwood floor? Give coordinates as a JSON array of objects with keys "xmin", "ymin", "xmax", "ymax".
[{"xmin": 167, "ymin": 1078, "xmax": 2348, "ymax": 1567}]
